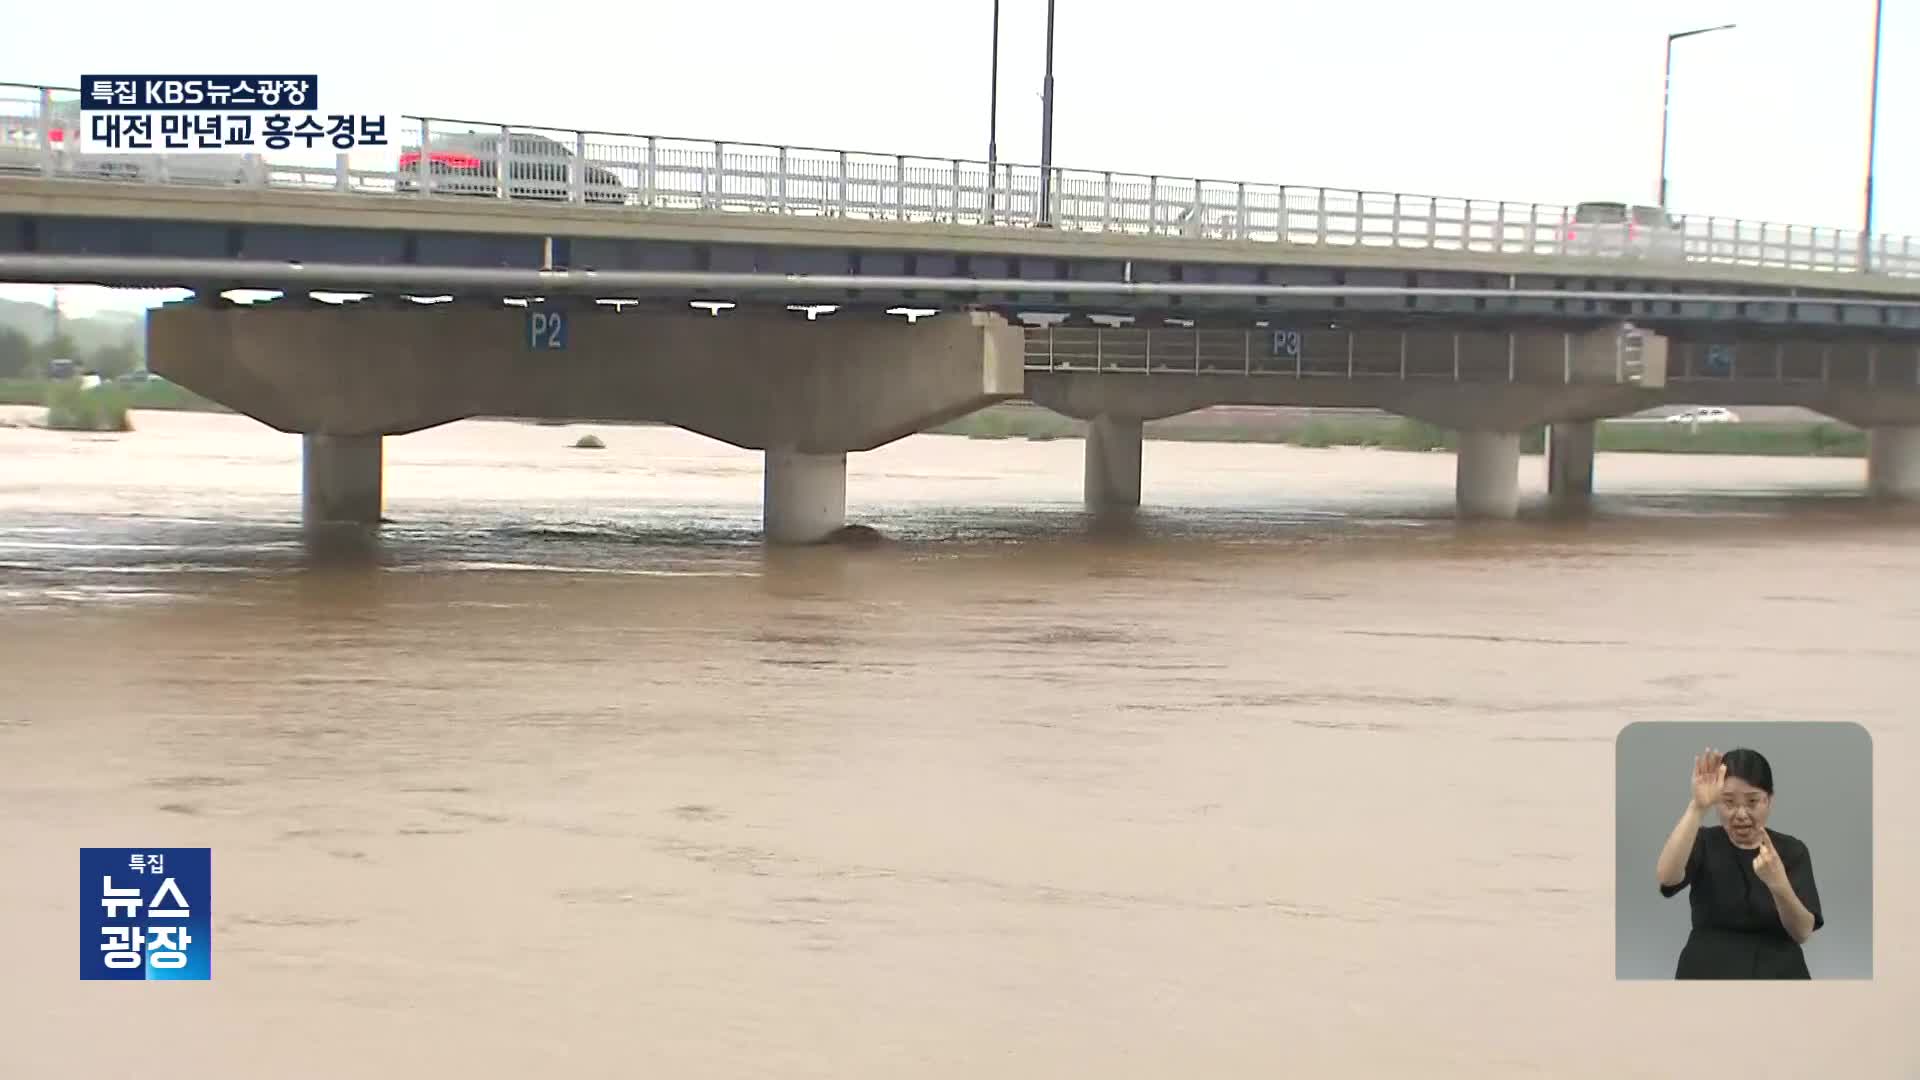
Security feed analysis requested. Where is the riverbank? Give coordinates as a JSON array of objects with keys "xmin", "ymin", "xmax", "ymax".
[
  {"xmin": 0, "ymin": 379, "xmax": 1868, "ymax": 456},
  {"xmin": 0, "ymin": 376, "xmax": 225, "ymax": 413},
  {"xmin": 928, "ymin": 403, "xmax": 1869, "ymax": 458}
]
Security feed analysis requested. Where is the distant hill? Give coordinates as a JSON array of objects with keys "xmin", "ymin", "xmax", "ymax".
[{"xmin": 0, "ymin": 299, "xmax": 145, "ymax": 359}]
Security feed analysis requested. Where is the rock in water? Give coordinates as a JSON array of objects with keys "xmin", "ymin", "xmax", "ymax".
[
  {"xmin": 572, "ymin": 434, "xmax": 606, "ymax": 450},
  {"xmin": 823, "ymin": 524, "xmax": 886, "ymax": 547}
]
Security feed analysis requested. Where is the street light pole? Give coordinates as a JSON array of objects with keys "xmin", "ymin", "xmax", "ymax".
[
  {"xmin": 1863, "ymin": 0, "xmax": 1884, "ymax": 269},
  {"xmin": 986, "ymin": 0, "xmax": 1000, "ymax": 224},
  {"xmin": 1038, "ymin": 0, "xmax": 1057, "ymax": 227},
  {"xmin": 1658, "ymin": 23, "xmax": 1736, "ymax": 209},
  {"xmin": 1658, "ymin": 35, "xmax": 1676, "ymax": 208}
]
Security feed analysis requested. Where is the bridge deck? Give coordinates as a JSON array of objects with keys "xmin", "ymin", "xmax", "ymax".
[{"xmin": 3, "ymin": 79, "xmax": 1917, "ymax": 290}]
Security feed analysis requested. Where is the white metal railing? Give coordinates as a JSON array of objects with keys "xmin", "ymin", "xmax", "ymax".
[{"xmin": 4, "ymin": 80, "xmax": 1917, "ymax": 279}]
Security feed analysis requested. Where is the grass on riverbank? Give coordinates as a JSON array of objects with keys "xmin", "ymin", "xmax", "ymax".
[
  {"xmin": 0, "ymin": 376, "xmax": 225, "ymax": 413},
  {"xmin": 932, "ymin": 406, "xmax": 1867, "ymax": 458},
  {"xmin": 929, "ymin": 410, "xmax": 1539, "ymax": 453},
  {"xmin": 921, "ymin": 408, "xmax": 1480, "ymax": 448},
  {"xmin": 0, "ymin": 377, "xmax": 1869, "ymax": 457},
  {"xmin": 42, "ymin": 381, "xmax": 133, "ymax": 432},
  {"xmin": 1595, "ymin": 421, "xmax": 1864, "ymax": 457}
]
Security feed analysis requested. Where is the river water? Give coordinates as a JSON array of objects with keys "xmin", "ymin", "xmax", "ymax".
[{"xmin": 1, "ymin": 408, "xmax": 1915, "ymax": 1078}]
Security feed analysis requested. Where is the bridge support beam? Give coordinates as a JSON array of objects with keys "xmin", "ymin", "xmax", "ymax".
[
  {"xmin": 765, "ymin": 447, "xmax": 847, "ymax": 544},
  {"xmin": 1084, "ymin": 414, "xmax": 1143, "ymax": 510},
  {"xmin": 302, "ymin": 434, "xmax": 383, "ymax": 529},
  {"xmin": 1547, "ymin": 420, "xmax": 1596, "ymax": 501},
  {"xmin": 146, "ymin": 304, "xmax": 1024, "ymax": 543},
  {"xmin": 1868, "ymin": 426, "xmax": 1920, "ymax": 499},
  {"xmin": 1456, "ymin": 430, "xmax": 1520, "ymax": 519}
]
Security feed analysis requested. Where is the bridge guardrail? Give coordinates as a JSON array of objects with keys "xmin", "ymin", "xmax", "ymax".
[{"xmin": 3, "ymin": 81, "xmax": 1915, "ymax": 279}]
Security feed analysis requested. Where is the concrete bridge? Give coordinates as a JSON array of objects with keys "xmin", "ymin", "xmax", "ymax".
[
  {"xmin": 121, "ymin": 290, "xmax": 1920, "ymax": 540},
  {"xmin": 4, "ymin": 81, "xmax": 1920, "ymax": 540},
  {"xmin": 5, "ymin": 79, "xmax": 1918, "ymax": 280}
]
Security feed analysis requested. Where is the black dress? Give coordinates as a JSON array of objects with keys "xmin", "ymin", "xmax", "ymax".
[{"xmin": 1660, "ymin": 825, "xmax": 1824, "ymax": 979}]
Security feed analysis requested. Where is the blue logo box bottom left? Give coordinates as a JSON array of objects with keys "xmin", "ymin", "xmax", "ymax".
[{"xmin": 80, "ymin": 847, "xmax": 211, "ymax": 980}]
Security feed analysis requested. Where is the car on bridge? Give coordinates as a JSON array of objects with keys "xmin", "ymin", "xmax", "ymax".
[
  {"xmin": 1563, "ymin": 201, "xmax": 1685, "ymax": 260},
  {"xmin": 1665, "ymin": 406, "xmax": 1739, "ymax": 424},
  {"xmin": 0, "ymin": 98, "xmax": 261, "ymax": 186},
  {"xmin": 394, "ymin": 131, "xmax": 627, "ymax": 205}
]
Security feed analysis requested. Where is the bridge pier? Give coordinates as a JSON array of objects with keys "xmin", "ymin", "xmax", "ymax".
[
  {"xmin": 146, "ymin": 305, "xmax": 1024, "ymax": 544},
  {"xmin": 764, "ymin": 447, "xmax": 848, "ymax": 543},
  {"xmin": 1084, "ymin": 414, "xmax": 1143, "ymax": 510},
  {"xmin": 1547, "ymin": 420, "xmax": 1596, "ymax": 501},
  {"xmin": 1456, "ymin": 430, "xmax": 1520, "ymax": 519},
  {"xmin": 1868, "ymin": 426, "xmax": 1920, "ymax": 499},
  {"xmin": 302, "ymin": 434, "xmax": 383, "ymax": 529}
]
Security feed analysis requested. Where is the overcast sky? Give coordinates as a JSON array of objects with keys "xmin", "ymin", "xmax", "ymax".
[{"xmin": 1, "ymin": 0, "xmax": 1911, "ymax": 315}]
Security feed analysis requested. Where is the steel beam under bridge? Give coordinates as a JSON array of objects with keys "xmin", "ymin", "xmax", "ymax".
[
  {"xmin": 1017, "ymin": 324, "xmax": 1920, "ymax": 388},
  {"xmin": 4, "ymin": 253, "xmax": 1920, "ymax": 333}
]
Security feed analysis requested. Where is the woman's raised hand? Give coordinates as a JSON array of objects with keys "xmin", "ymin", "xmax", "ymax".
[{"xmin": 1691, "ymin": 749, "xmax": 1727, "ymax": 811}]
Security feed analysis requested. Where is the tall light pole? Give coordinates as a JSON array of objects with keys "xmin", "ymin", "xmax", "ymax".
[
  {"xmin": 985, "ymin": 0, "xmax": 1001, "ymax": 224},
  {"xmin": 1037, "ymin": 0, "xmax": 1057, "ymax": 227},
  {"xmin": 1658, "ymin": 22, "xmax": 1736, "ymax": 209},
  {"xmin": 1863, "ymin": 0, "xmax": 1884, "ymax": 269}
]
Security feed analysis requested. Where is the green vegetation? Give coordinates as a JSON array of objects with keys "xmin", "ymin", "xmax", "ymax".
[
  {"xmin": 0, "ymin": 327, "xmax": 33, "ymax": 378},
  {"xmin": 1222, "ymin": 417, "xmax": 1543, "ymax": 453},
  {"xmin": 933, "ymin": 404, "xmax": 1860, "ymax": 458},
  {"xmin": 1294, "ymin": 420, "xmax": 1338, "ymax": 448},
  {"xmin": 935, "ymin": 409, "xmax": 1547, "ymax": 454},
  {"xmin": 0, "ymin": 363, "xmax": 1871, "ymax": 460},
  {"xmin": 0, "ymin": 298, "xmax": 147, "ymax": 378},
  {"xmin": 1596, "ymin": 421, "xmax": 1864, "ymax": 457},
  {"xmin": 1376, "ymin": 419, "xmax": 1463, "ymax": 453},
  {"xmin": 0, "ymin": 377, "xmax": 224, "ymax": 412},
  {"xmin": 930, "ymin": 408, "xmax": 1080, "ymax": 441},
  {"xmin": 43, "ymin": 380, "xmax": 133, "ymax": 432}
]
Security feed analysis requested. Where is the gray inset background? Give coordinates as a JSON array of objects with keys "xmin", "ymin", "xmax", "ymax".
[{"xmin": 1615, "ymin": 721, "xmax": 1873, "ymax": 980}]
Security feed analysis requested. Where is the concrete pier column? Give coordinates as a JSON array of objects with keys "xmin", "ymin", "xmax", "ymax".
[
  {"xmin": 1456, "ymin": 429, "xmax": 1521, "ymax": 519},
  {"xmin": 1084, "ymin": 414, "xmax": 1143, "ymax": 509},
  {"xmin": 1547, "ymin": 420, "xmax": 1596, "ymax": 501},
  {"xmin": 302, "ymin": 434, "xmax": 383, "ymax": 528},
  {"xmin": 764, "ymin": 446, "xmax": 847, "ymax": 544},
  {"xmin": 1867, "ymin": 425, "xmax": 1920, "ymax": 499}
]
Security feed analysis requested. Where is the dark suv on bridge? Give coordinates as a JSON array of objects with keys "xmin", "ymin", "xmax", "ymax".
[{"xmin": 395, "ymin": 130, "xmax": 627, "ymax": 206}]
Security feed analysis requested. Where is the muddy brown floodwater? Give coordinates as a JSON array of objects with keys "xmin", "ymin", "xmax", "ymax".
[{"xmin": 2, "ymin": 408, "xmax": 1916, "ymax": 1078}]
